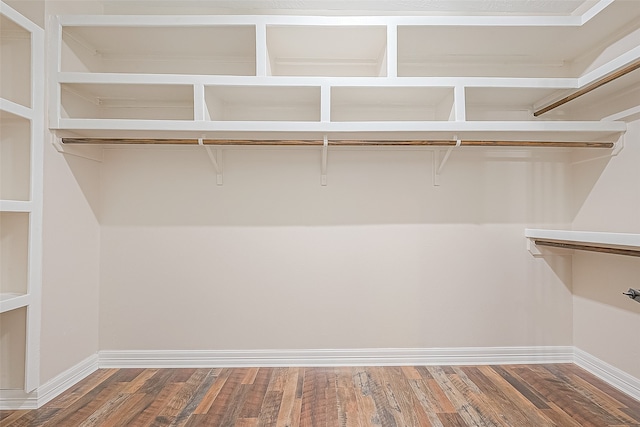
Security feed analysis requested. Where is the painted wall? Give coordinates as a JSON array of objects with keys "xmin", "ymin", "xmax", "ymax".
[
  {"xmin": 571, "ymin": 119, "xmax": 640, "ymax": 378},
  {"xmin": 98, "ymin": 147, "xmax": 574, "ymax": 351},
  {"xmin": 40, "ymin": 140, "xmax": 101, "ymax": 384},
  {"xmin": 38, "ymin": 0, "xmax": 103, "ymax": 385}
]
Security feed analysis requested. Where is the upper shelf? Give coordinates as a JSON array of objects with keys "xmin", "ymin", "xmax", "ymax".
[
  {"xmin": 62, "ymin": 25, "xmax": 256, "ymax": 75},
  {"xmin": 50, "ymin": 1, "xmax": 640, "ymax": 142}
]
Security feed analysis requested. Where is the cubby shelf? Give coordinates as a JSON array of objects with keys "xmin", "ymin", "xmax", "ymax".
[{"xmin": 49, "ymin": 2, "xmax": 640, "ymax": 144}]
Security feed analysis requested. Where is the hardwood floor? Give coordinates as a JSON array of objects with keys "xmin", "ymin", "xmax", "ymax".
[{"xmin": 2, "ymin": 364, "xmax": 640, "ymax": 426}]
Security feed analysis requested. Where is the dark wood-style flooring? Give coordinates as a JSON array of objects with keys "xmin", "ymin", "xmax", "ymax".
[{"xmin": 2, "ymin": 364, "xmax": 640, "ymax": 426}]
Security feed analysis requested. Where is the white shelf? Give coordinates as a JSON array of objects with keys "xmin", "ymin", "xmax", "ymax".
[
  {"xmin": 266, "ymin": 25, "xmax": 387, "ymax": 77},
  {"xmin": 0, "ymin": 293, "xmax": 30, "ymax": 314},
  {"xmin": 60, "ymin": 83, "xmax": 194, "ymax": 121},
  {"xmin": 331, "ymin": 86, "xmax": 454, "ymax": 122},
  {"xmin": 0, "ymin": 200, "xmax": 32, "ymax": 212},
  {"xmin": 49, "ymin": 13, "xmax": 639, "ymax": 143},
  {"xmin": 61, "ymin": 24, "xmax": 256, "ymax": 75},
  {"xmin": 205, "ymin": 85, "xmax": 321, "ymax": 121},
  {"xmin": 396, "ymin": 1, "xmax": 640, "ymax": 78},
  {"xmin": 525, "ymin": 229, "xmax": 640, "ymax": 252}
]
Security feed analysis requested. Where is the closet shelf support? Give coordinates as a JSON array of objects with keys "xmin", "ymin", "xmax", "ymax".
[
  {"xmin": 322, "ymin": 135, "xmax": 328, "ymax": 186},
  {"xmin": 433, "ymin": 136, "xmax": 461, "ymax": 186},
  {"xmin": 201, "ymin": 138, "xmax": 223, "ymax": 186}
]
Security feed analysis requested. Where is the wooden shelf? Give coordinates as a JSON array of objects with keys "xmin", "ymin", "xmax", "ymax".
[{"xmin": 525, "ymin": 229, "xmax": 640, "ymax": 257}]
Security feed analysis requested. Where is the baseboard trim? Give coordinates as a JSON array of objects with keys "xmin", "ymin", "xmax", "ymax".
[
  {"xmin": 574, "ymin": 347, "xmax": 640, "ymax": 401},
  {"xmin": 0, "ymin": 354, "xmax": 99, "ymax": 410},
  {"xmin": 37, "ymin": 354, "xmax": 99, "ymax": 407},
  {"xmin": 98, "ymin": 346, "xmax": 574, "ymax": 368},
  {"xmin": 5, "ymin": 346, "xmax": 639, "ymax": 410}
]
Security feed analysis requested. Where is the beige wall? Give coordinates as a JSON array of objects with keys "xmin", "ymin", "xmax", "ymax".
[
  {"xmin": 40, "ymin": 140, "xmax": 101, "ymax": 384},
  {"xmin": 98, "ymin": 147, "xmax": 574, "ymax": 350},
  {"xmin": 37, "ymin": 0, "xmax": 103, "ymax": 385},
  {"xmin": 572, "ymin": 119, "xmax": 640, "ymax": 377}
]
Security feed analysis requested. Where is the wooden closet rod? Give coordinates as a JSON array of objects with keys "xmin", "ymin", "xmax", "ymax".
[
  {"xmin": 534, "ymin": 240, "xmax": 640, "ymax": 257},
  {"xmin": 534, "ymin": 59, "xmax": 640, "ymax": 117},
  {"xmin": 61, "ymin": 138, "xmax": 614, "ymax": 148}
]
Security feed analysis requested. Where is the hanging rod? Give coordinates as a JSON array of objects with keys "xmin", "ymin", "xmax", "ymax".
[
  {"xmin": 61, "ymin": 138, "xmax": 614, "ymax": 148},
  {"xmin": 534, "ymin": 240, "xmax": 640, "ymax": 257},
  {"xmin": 534, "ymin": 59, "xmax": 640, "ymax": 117}
]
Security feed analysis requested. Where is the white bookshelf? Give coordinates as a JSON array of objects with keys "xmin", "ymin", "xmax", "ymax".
[
  {"xmin": 49, "ymin": 1, "xmax": 639, "ymax": 144},
  {"xmin": 0, "ymin": 1, "xmax": 44, "ymax": 393}
]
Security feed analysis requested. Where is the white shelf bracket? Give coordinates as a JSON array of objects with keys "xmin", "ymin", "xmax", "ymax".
[
  {"xmin": 201, "ymin": 139, "xmax": 223, "ymax": 186},
  {"xmin": 433, "ymin": 136, "xmax": 461, "ymax": 186},
  {"xmin": 52, "ymin": 135, "xmax": 103, "ymax": 162},
  {"xmin": 526, "ymin": 238, "xmax": 544, "ymax": 258},
  {"xmin": 571, "ymin": 133, "xmax": 625, "ymax": 166},
  {"xmin": 321, "ymin": 135, "xmax": 328, "ymax": 186}
]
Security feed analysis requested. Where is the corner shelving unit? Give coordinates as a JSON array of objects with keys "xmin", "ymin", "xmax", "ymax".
[
  {"xmin": 48, "ymin": 0, "xmax": 639, "ymax": 145},
  {"xmin": 0, "ymin": 1, "xmax": 44, "ymax": 394}
]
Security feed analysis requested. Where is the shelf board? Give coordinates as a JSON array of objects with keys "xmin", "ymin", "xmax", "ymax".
[
  {"xmin": 0, "ymin": 200, "xmax": 32, "ymax": 212},
  {"xmin": 0, "ymin": 293, "xmax": 30, "ymax": 314},
  {"xmin": 525, "ymin": 229, "xmax": 640, "ymax": 257},
  {"xmin": 53, "ymin": 119, "xmax": 626, "ymax": 141},
  {"xmin": 0, "ymin": 98, "xmax": 32, "ymax": 120}
]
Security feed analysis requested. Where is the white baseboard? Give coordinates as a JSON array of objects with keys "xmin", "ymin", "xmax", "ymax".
[
  {"xmin": 4, "ymin": 346, "xmax": 639, "ymax": 410},
  {"xmin": 0, "ymin": 354, "xmax": 98, "ymax": 410},
  {"xmin": 574, "ymin": 347, "xmax": 640, "ymax": 401},
  {"xmin": 98, "ymin": 346, "xmax": 574, "ymax": 368},
  {"xmin": 0, "ymin": 389, "xmax": 37, "ymax": 410}
]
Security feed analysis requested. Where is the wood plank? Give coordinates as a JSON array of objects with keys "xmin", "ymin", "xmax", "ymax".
[
  {"xmin": 534, "ymin": 59, "xmax": 640, "ymax": 116},
  {"xmin": 4, "ymin": 365, "xmax": 640, "ymax": 427},
  {"xmin": 427, "ymin": 366, "xmax": 496, "ymax": 427},
  {"xmin": 238, "ymin": 368, "xmax": 272, "ymax": 419},
  {"xmin": 352, "ymin": 367, "xmax": 382, "ymax": 427},
  {"xmin": 275, "ymin": 368, "xmax": 301, "ymax": 427},
  {"xmin": 127, "ymin": 383, "xmax": 183, "ymax": 427}
]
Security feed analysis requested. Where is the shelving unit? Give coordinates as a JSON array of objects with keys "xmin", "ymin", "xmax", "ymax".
[
  {"xmin": 0, "ymin": 1, "xmax": 44, "ymax": 393},
  {"xmin": 49, "ymin": 0, "xmax": 640, "ymax": 145},
  {"xmin": 525, "ymin": 229, "xmax": 640, "ymax": 257}
]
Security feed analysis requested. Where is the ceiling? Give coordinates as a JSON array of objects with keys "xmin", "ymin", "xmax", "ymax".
[{"xmin": 100, "ymin": 0, "xmax": 598, "ymax": 16}]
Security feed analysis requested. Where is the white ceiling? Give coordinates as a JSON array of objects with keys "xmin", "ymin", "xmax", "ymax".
[{"xmin": 101, "ymin": 0, "xmax": 597, "ymax": 16}]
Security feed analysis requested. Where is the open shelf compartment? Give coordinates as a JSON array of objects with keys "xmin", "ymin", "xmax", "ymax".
[
  {"xmin": 0, "ymin": 212, "xmax": 30, "ymax": 299},
  {"xmin": 332, "ymin": 86, "xmax": 454, "ymax": 122},
  {"xmin": 61, "ymin": 25, "xmax": 256, "ymax": 75},
  {"xmin": 0, "ymin": 110, "xmax": 30, "ymax": 201},
  {"xmin": 267, "ymin": 25, "xmax": 387, "ymax": 77},
  {"xmin": 0, "ymin": 14, "xmax": 31, "ymax": 108},
  {"xmin": 205, "ymin": 85, "xmax": 321, "ymax": 121},
  {"xmin": 397, "ymin": 2, "xmax": 640, "ymax": 78},
  {"xmin": 0, "ymin": 308, "xmax": 26, "ymax": 389},
  {"xmin": 61, "ymin": 83, "xmax": 194, "ymax": 120}
]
